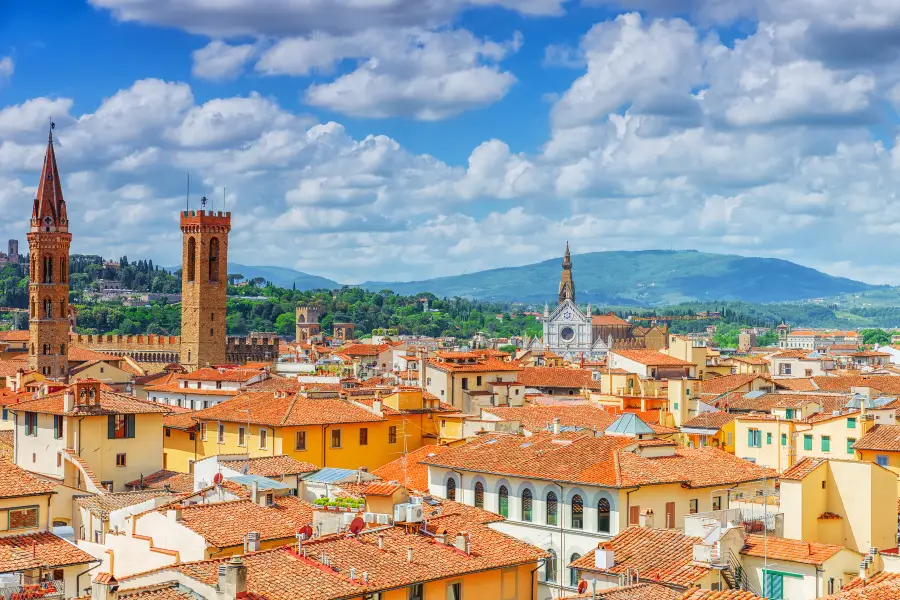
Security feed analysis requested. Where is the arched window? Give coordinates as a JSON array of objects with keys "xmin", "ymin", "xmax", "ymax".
[
  {"xmin": 545, "ymin": 549, "xmax": 558, "ymax": 582},
  {"xmin": 572, "ymin": 494, "xmax": 584, "ymax": 529},
  {"xmin": 43, "ymin": 256, "xmax": 53, "ymax": 283},
  {"xmin": 570, "ymin": 553, "xmax": 582, "ymax": 587},
  {"xmin": 31, "ymin": 299, "xmax": 35, "ymax": 318},
  {"xmin": 60, "ymin": 257, "xmax": 66, "ymax": 283},
  {"xmin": 31, "ymin": 256, "xmax": 36, "ymax": 282},
  {"xmin": 546, "ymin": 491, "xmax": 558, "ymax": 526},
  {"xmin": 446, "ymin": 477, "xmax": 456, "ymax": 501},
  {"xmin": 60, "ymin": 345, "xmax": 65, "ymax": 356},
  {"xmin": 598, "ymin": 498, "xmax": 611, "ymax": 533},
  {"xmin": 59, "ymin": 299, "xmax": 65, "ymax": 320},
  {"xmin": 208, "ymin": 237, "xmax": 220, "ymax": 283},
  {"xmin": 474, "ymin": 482, "xmax": 485, "ymax": 509},
  {"xmin": 522, "ymin": 489, "xmax": 533, "ymax": 522},
  {"xmin": 44, "ymin": 299, "xmax": 52, "ymax": 319},
  {"xmin": 186, "ymin": 237, "xmax": 196, "ymax": 282},
  {"xmin": 498, "ymin": 486, "xmax": 509, "ymax": 518}
]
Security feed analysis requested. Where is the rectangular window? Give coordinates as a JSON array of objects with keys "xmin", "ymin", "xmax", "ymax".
[
  {"xmin": 629, "ymin": 505, "xmax": 640, "ymax": 525},
  {"xmin": 259, "ymin": 429, "xmax": 268, "ymax": 449},
  {"xmin": 877, "ymin": 455, "xmax": 889, "ymax": 467},
  {"xmin": 408, "ymin": 584, "xmax": 424, "ymax": 600},
  {"xmin": 108, "ymin": 414, "xmax": 135, "ymax": 439},
  {"xmin": 665, "ymin": 502, "xmax": 675, "ymax": 529},
  {"xmin": 674, "ymin": 402, "xmax": 679, "ymax": 410},
  {"xmin": 359, "ymin": 428, "xmax": 368, "ymax": 446},
  {"xmin": 1, "ymin": 408, "xmax": 7, "ymax": 421},
  {"xmin": 476, "ymin": 376, "xmax": 482, "ymax": 386},
  {"xmin": 446, "ymin": 582, "xmax": 462, "ymax": 600},
  {"xmin": 388, "ymin": 426, "xmax": 398, "ymax": 444},
  {"xmin": 238, "ymin": 427, "xmax": 246, "ymax": 446},
  {"xmin": 781, "ymin": 433, "xmax": 787, "ymax": 446},
  {"xmin": 189, "ymin": 432, "xmax": 196, "ymax": 441},
  {"xmin": 766, "ymin": 432, "xmax": 772, "ymax": 445},
  {"xmin": 8, "ymin": 506, "xmax": 39, "ymax": 530},
  {"xmin": 461, "ymin": 377, "xmax": 468, "ymax": 390},
  {"xmin": 748, "ymin": 429, "xmax": 762, "ymax": 448},
  {"xmin": 165, "ymin": 427, "xmax": 171, "ymax": 437},
  {"xmin": 296, "ymin": 431, "xmax": 306, "ymax": 451},
  {"xmin": 53, "ymin": 415, "xmax": 63, "ymax": 440},
  {"xmin": 216, "ymin": 381, "xmax": 222, "ymax": 390},
  {"xmin": 803, "ymin": 434, "xmax": 813, "ymax": 451},
  {"xmin": 24, "ymin": 412, "xmax": 37, "ymax": 436},
  {"xmin": 822, "ymin": 436, "xmax": 831, "ymax": 452},
  {"xmin": 712, "ymin": 496, "xmax": 722, "ymax": 511},
  {"xmin": 689, "ymin": 499, "xmax": 698, "ymax": 514},
  {"xmin": 785, "ymin": 408, "xmax": 794, "ymax": 419},
  {"xmin": 847, "ymin": 438, "xmax": 856, "ymax": 454},
  {"xmin": 847, "ymin": 417, "xmax": 857, "ymax": 429},
  {"xmin": 200, "ymin": 422, "xmax": 208, "ymax": 441},
  {"xmin": 726, "ymin": 432, "xmax": 733, "ymax": 446},
  {"xmin": 331, "ymin": 429, "xmax": 342, "ymax": 448},
  {"xmin": 217, "ymin": 423, "xmax": 225, "ymax": 444},
  {"xmin": 116, "ymin": 453, "xmax": 126, "ymax": 467}
]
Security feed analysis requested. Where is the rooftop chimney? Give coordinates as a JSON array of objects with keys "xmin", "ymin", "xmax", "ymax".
[
  {"xmin": 91, "ymin": 573, "xmax": 119, "ymax": 600},
  {"xmin": 220, "ymin": 556, "xmax": 247, "ymax": 600},
  {"xmin": 454, "ymin": 532, "xmax": 470, "ymax": 554},
  {"xmin": 552, "ymin": 418, "xmax": 561, "ymax": 435},
  {"xmin": 595, "ymin": 542, "xmax": 615, "ymax": 570},
  {"xmin": 63, "ymin": 390, "xmax": 74, "ymax": 413},
  {"xmin": 378, "ymin": 534, "xmax": 385, "ymax": 550},
  {"xmin": 407, "ymin": 546, "xmax": 414, "ymax": 563},
  {"xmin": 167, "ymin": 507, "xmax": 183, "ymax": 522},
  {"xmin": 372, "ymin": 400, "xmax": 382, "ymax": 415},
  {"xmin": 245, "ymin": 531, "xmax": 261, "ymax": 553}
]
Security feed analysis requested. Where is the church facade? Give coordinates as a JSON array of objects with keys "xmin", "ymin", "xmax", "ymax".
[{"xmin": 539, "ymin": 244, "xmax": 664, "ymax": 360}]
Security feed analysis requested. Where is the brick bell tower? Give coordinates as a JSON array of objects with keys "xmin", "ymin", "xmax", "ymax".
[
  {"xmin": 180, "ymin": 205, "xmax": 231, "ymax": 371},
  {"xmin": 28, "ymin": 126, "xmax": 72, "ymax": 379}
]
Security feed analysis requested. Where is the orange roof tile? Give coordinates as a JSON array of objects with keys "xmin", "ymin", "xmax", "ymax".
[
  {"xmin": 0, "ymin": 430, "xmax": 12, "ymax": 463},
  {"xmin": 178, "ymin": 368, "xmax": 262, "ymax": 382},
  {"xmin": 611, "ymin": 349, "xmax": 694, "ymax": 367},
  {"xmin": 218, "ymin": 455, "xmax": 318, "ymax": 477},
  {"xmin": 109, "ymin": 583, "xmax": 197, "ymax": 600},
  {"xmin": 371, "ymin": 445, "xmax": 452, "ymax": 492},
  {"xmin": 0, "ymin": 531, "xmax": 97, "ymax": 572},
  {"xmin": 0, "ymin": 357, "xmax": 28, "ymax": 378},
  {"xmin": 569, "ymin": 527, "xmax": 710, "ymax": 587},
  {"xmin": 126, "ymin": 470, "xmax": 195, "ymax": 493},
  {"xmin": 360, "ymin": 481, "xmax": 401, "ymax": 496},
  {"xmin": 680, "ymin": 591, "xmax": 763, "ymax": 600},
  {"xmin": 700, "ymin": 374, "xmax": 768, "ymax": 395},
  {"xmin": 0, "ymin": 460, "xmax": 57, "ymax": 499},
  {"xmin": 834, "ymin": 572, "xmax": 900, "ymax": 598},
  {"xmin": 0, "ymin": 330, "xmax": 29, "ymax": 342},
  {"xmin": 487, "ymin": 404, "xmax": 677, "ymax": 435},
  {"xmin": 780, "ymin": 457, "xmax": 827, "ymax": 480},
  {"xmin": 517, "ymin": 367, "xmax": 601, "ymax": 390},
  {"xmin": 163, "ymin": 411, "xmax": 199, "ymax": 430},
  {"xmin": 9, "ymin": 386, "xmax": 169, "ymax": 416},
  {"xmin": 570, "ymin": 583, "xmax": 683, "ymax": 599},
  {"xmin": 775, "ymin": 378, "xmax": 819, "ymax": 391},
  {"xmin": 68, "ymin": 346, "xmax": 119, "ymax": 363},
  {"xmin": 741, "ymin": 534, "xmax": 844, "ymax": 565},
  {"xmin": 852, "ymin": 424, "xmax": 900, "ymax": 452},
  {"xmin": 191, "ymin": 391, "xmax": 383, "ymax": 427},
  {"xmin": 427, "ymin": 357, "xmax": 523, "ymax": 373},
  {"xmin": 592, "ymin": 313, "xmax": 631, "ymax": 326},
  {"xmin": 682, "ymin": 411, "xmax": 736, "ymax": 430}
]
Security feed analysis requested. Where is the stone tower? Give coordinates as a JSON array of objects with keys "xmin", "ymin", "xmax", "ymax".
[
  {"xmin": 558, "ymin": 241, "xmax": 575, "ymax": 304},
  {"xmin": 28, "ymin": 128, "xmax": 72, "ymax": 379},
  {"xmin": 295, "ymin": 305, "xmax": 322, "ymax": 341},
  {"xmin": 180, "ymin": 209, "xmax": 231, "ymax": 371}
]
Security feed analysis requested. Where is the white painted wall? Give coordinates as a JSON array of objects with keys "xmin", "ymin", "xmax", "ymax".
[{"xmin": 14, "ymin": 412, "xmax": 66, "ymax": 478}]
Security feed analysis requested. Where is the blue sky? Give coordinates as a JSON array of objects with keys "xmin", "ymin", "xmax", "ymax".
[{"xmin": 2, "ymin": 0, "xmax": 900, "ymax": 285}]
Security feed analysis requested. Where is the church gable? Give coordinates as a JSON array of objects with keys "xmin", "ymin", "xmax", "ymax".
[{"xmin": 547, "ymin": 299, "xmax": 590, "ymax": 325}]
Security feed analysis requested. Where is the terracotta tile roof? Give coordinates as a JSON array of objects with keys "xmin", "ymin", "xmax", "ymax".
[
  {"xmin": 681, "ymin": 411, "xmax": 736, "ymax": 430},
  {"xmin": 339, "ymin": 343, "xmax": 387, "ymax": 357},
  {"xmin": 218, "ymin": 455, "xmax": 318, "ymax": 477},
  {"xmin": 852, "ymin": 424, "xmax": 900, "ymax": 451},
  {"xmin": 112, "ymin": 583, "xmax": 197, "ymax": 600},
  {"xmin": 811, "ymin": 375, "xmax": 900, "ymax": 394},
  {"xmin": 774, "ymin": 350, "xmax": 817, "ymax": 359},
  {"xmin": 741, "ymin": 534, "xmax": 844, "ymax": 565},
  {"xmin": 162, "ymin": 411, "xmax": 199, "ymax": 430},
  {"xmin": 360, "ymin": 481, "xmax": 401, "ymax": 496},
  {"xmin": 0, "ymin": 358, "xmax": 28, "ymax": 378},
  {"xmin": 421, "ymin": 432, "xmax": 773, "ymax": 488},
  {"xmin": 427, "ymin": 357, "xmax": 523, "ymax": 373},
  {"xmin": 775, "ymin": 378, "xmax": 819, "ymax": 391},
  {"xmin": 69, "ymin": 346, "xmax": 118, "ymax": 363},
  {"xmin": 158, "ymin": 497, "xmax": 316, "ymax": 548},
  {"xmin": 834, "ymin": 572, "xmax": 900, "ymax": 598},
  {"xmin": 178, "ymin": 368, "xmax": 261, "ymax": 383},
  {"xmin": 0, "ymin": 531, "xmax": 97, "ymax": 572},
  {"xmin": 76, "ymin": 490, "xmax": 173, "ymax": 519},
  {"xmin": 125, "ymin": 470, "xmax": 195, "ymax": 493},
  {"xmin": 570, "ymin": 583, "xmax": 683, "ymax": 599},
  {"xmin": 240, "ymin": 375, "xmax": 301, "ymax": 391},
  {"xmin": 0, "ymin": 431, "xmax": 12, "ymax": 463},
  {"xmin": 780, "ymin": 457, "xmax": 827, "ymax": 480},
  {"xmin": 0, "ymin": 330, "xmax": 29, "ymax": 342},
  {"xmin": 9, "ymin": 386, "xmax": 169, "ymax": 416},
  {"xmin": 729, "ymin": 355, "xmax": 769, "ymax": 365},
  {"xmin": 718, "ymin": 392, "xmax": 846, "ymax": 414},
  {"xmin": 611, "ymin": 349, "xmax": 695, "ymax": 367},
  {"xmin": 487, "ymin": 404, "xmax": 677, "ymax": 435},
  {"xmin": 371, "ymin": 444, "xmax": 452, "ymax": 491},
  {"xmin": 124, "ymin": 516, "xmax": 545, "ymax": 598},
  {"xmin": 700, "ymin": 374, "xmax": 767, "ymax": 395},
  {"xmin": 569, "ymin": 527, "xmax": 710, "ymax": 587},
  {"xmin": 191, "ymin": 391, "xmax": 383, "ymax": 427},
  {"xmin": 144, "ymin": 383, "xmax": 241, "ymax": 396},
  {"xmin": 680, "ymin": 591, "xmax": 763, "ymax": 600},
  {"xmin": 0, "ymin": 460, "xmax": 57, "ymax": 498},
  {"xmin": 592, "ymin": 313, "xmax": 631, "ymax": 326},
  {"xmin": 517, "ymin": 367, "xmax": 601, "ymax": 390}
]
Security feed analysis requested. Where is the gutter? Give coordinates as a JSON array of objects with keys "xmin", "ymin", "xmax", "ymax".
[
  {"xmin": 625, "ymin": 486, "xmax": 641, "ymax": 528},
  {"xmin": 74, "ymin": 559, "xmax": 103, "ymax": 596}
]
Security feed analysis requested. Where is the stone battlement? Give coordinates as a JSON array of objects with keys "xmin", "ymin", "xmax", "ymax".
[{"xmin": 70, "ymin": 333, "xmax": 180, "ymax": 349}]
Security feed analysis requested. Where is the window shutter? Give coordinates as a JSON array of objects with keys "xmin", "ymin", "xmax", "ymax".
[
  {"xmin": 665, "ymin": 502, "xmax": 675, "ymax": 528},
  {"xmin": 108, "ymin": 415, "xmax": 115, "ymax": 439},
  {"xmin": 126, "ymin": 414, "xmax": 136, "ymax": 439}
]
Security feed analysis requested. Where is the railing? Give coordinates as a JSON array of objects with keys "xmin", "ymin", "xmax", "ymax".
[
  {"xmin": 0, "ymin": 580, "xmax": 65, "ymax": 600},
  {"xmin": 723, "ymin": 549, "xmax": 759, "ymax": 597}
]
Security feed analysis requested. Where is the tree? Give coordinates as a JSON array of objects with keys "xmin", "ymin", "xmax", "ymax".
[
  {"xmin": 861, "ymin": 329, "xmax": 891, "ymax": 346},
  {"xmin": 274, "ymin": 313, "xmax": 296, "ymax": 337},
  {"xmin": 228, "ymin": 273, "xmax": 245, "ymax": 285}
]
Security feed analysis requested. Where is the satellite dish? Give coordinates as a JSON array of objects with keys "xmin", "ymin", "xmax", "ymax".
[
  {"xmin": 298, "ymin": 524, "xmax": 313, "ymax": 540},
  {"xmin": 578, "ymin": 581, "xmax": 588, "ymax": 594},
  {"xmin": 348, "ymin": 517, "xmax": 365, "ymax": 536},
  {"xmin": 213, "ymin": 473, "xmax": 224, "ymax": 485}
]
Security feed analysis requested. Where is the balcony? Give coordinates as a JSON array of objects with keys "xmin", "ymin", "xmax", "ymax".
[{"xmin": 0, "ymin": 579, "xmax": 65, "ymax": 599}]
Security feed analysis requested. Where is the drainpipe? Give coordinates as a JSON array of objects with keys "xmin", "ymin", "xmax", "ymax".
[
  {"xmin": 625, "ymin": 487, "xmax": 640, "ymax": 529},
  {"xmin": 530, "ymin": 560, "xmax": 544, "ymax": 600},
  {"xmin": 322, "ymin": 424, "xmax": 330, "ymax": 468},
  {"xmin": 74, "ymin": 559, "xmax": 102, "ymax": 597},
  {"xmin": 269, "ymin": 426, "xmax": 276, "ymax": 456},
  {"xmin": 556, "ymin": 483, "xmax": 565, "ymax": 597}
]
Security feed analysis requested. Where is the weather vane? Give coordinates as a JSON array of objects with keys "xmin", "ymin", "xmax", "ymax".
[{"xmin": 201, "ymin": 196, "xmax": 208, "ymax": 208}]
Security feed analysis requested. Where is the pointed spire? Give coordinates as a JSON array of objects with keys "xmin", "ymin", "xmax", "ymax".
[
  {"xmin": 563, "ymin": 241, "xmax": 571, "ymax": 266},
  {"xmin": 31, "ymin": 123, "xmax": 67, "ymax": 232}
]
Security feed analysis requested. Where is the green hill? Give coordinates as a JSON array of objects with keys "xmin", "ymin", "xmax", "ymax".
[{"xmin": 362, "ymin": 250, "xmax": 879, "ymax": 306}]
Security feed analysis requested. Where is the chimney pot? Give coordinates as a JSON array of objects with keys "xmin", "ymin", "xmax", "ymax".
[
  {"xmin": 552, "ymin": 417, "xmax": 561, "ymax": 435},
  {"xmin": 407, "ymin": 546, "xmax": 414, "ymax": 563},
  {"xmin": 454, "ymin": 532, "xmax": 470, "ymax": 554},
  {"xmin": 167, "ymin": 507, "xmax": 183, "ymax": 522},
  {"xmin": 91, "ymin": 574, "xmax": 119, "ymax": 600},
  {"xmin": 378, "ymin": 534, "xmax": 384, "ymax": 550}
]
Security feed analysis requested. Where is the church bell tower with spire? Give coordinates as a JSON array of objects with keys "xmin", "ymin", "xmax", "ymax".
[
  {"xmin": 558, "ymin": 241, "xmax": 575, "ymax": 304},
  {"xmin": 28, "ymin": 124, "xmax": 71, "ymax": 379}
]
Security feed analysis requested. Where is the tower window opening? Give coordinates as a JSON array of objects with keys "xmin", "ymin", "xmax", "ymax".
[
  {"xmin": 187, "ymin": 237, "xmax": 196, "ymax": 282},
  {"xmin": 208, "ymin": 237, "xmax": 220, "ymax": 283}
]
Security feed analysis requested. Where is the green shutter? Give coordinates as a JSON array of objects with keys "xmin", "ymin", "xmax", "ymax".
[
  {"xmin": 53, "ymin": 416, "xmax": 59, "ymax": 439},
  {"xmin": 766, "ymin": 432, "xmax": 772, "ymax": 445},
  {"xmin": 804, "ymin": 435, "xmax": 812, "ymax": 451},
  {"xmin": 822, "ymin": 436, "xmax": 830, "ymax": 452},
  {"xmin": 748, "ymin": 430, "xmax": 755, "ymax": 447},
  {"xmin": 781, "ymin": 433, "xmax": 787, "ymax": 446},
  {"xmin": 847, "ymin": 417, "xmax": 856, "ymax": 429},
  {"xmin": 847, "ymin": 438, "xmax": 856, "ymax": 454},
  {"xmin": 108, "ymin": 415, "xmax": 116, "ymax": 439},
  {"xmin": 126, "ymin": 414, "xmax": 136, "ymax": 439}
]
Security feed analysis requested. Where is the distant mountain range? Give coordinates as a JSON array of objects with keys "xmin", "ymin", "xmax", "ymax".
[{"xmin": 221, "ymin": 250, "xmax": 880, "ymax": 306}]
